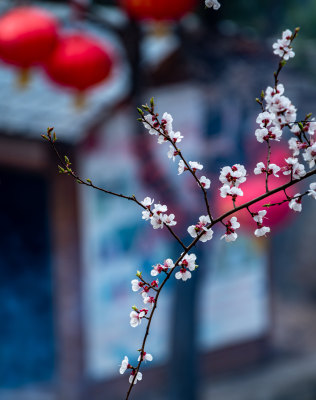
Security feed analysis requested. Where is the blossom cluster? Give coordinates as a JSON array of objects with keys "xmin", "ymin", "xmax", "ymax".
[
  {"xmin": 272, "ymin": 29, "xmax": 295, "ymax": 61},
  {"xmin": 116, "ymin": 27, "xmax": 316, "ymax": 395},
  {"xmin": 143, "ymin": 112, "xmax": 183, "ymax": 145},
  {"xmin": 250, "ymin": 28, "xmax": 316, "ymax": 218},
  {"xmin": 254, "ymin": 162, "xmax": 280, "ymax": 177},
  {"xmin": 220, "ymin": 217, "xmax": 240, "ymax": 242},
  {"xmin": 120, "ymin": 354, "xmax": 150, "ymax": 385},
  {"xmin": 252, "ymin": 210, "xmax": 270, "ymax": 237},
  {"xmin": 141, "ymin": 197, "xmax": 176, "ymax": 229},
  {"xmin": 142, "ymin": 110, "xmax": 211, "ymax": 190},
  {"xmin": 41, "ymin": 18, "xmax": 316, "ymax": 400},
  {"xmin": 219, "ymin": 164, "xmax": 247, "ymax": 199},
  {"xmin": 119, "ymin": 350, "xmax": 154, "ymax": 384},
  {"xmin": 121, "ymin": 250, "xmax": 197, "ymax": 385},
  {"xmin": 187, "ymin": 215, "xmax": 213, "ymax": 243},
  {"xmin": 175, "ymin": 253, "xmax": 198, "ymax": 281}
]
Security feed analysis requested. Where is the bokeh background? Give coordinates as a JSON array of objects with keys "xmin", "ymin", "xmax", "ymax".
[{"xmin": 1, "ymin": 1, "xmax": 316, "ymax": 399}]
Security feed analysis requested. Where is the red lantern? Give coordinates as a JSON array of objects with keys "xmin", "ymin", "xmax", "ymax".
[
  {"xmin": 44, "ymin": 32, "xmax": 113, "ymax": 100},
  {"xmin": 232, "ymin": 176, "xmax": 294, "ymax": 231},
  {"xmin": 119, "ymin": 0, "xmax": 197, "ymax": 21},
  {"xmin": 0, "ymin": 6, "xmax": 58, "ymax": 83}
]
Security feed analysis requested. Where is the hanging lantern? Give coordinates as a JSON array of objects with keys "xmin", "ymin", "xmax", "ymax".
[
  {"xmin": 119, "ymin": 0, "xmax": 197, "ymax": 22},
  {"xmin": 0, "ymin": 7, "xmax": 59, "ymax": 86},
  {"xmin": 43, "ymin": 32, "xmax": 113, "ymax": 105},
  {"xmin": 216, "ymin": 176, "xmax": 295, "ymax": 234}
]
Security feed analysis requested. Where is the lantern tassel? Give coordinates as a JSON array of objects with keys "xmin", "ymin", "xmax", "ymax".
[
  {"xmin": 16, "ymin": 68, "xmax": 31, "ymax": 89},
  {"xmin": 151, "ymin": 21, "xmax": 170, "ymax": 37},
  {"xmin": 74, "ymin": 92, "xmax": 86, "ymax": 109}
]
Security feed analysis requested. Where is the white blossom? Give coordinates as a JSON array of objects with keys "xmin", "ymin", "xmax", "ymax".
[
  {"xmin": 131, "ymin": 279, "xmax": 142, "ymax": 292},
  {"xmin": 288, "ymin": 137, "xmax": 300, "ymax": 156},
  {"xmin": 219, "ymin": 164, "xmax": 247, "ymax": 187},
  {"xmin": 205, "ymin": 0, "xmax": 221, "ymax": 9},
  {"xmin": 256, "ymin": 111, "xmax": 274, "ymax": 128},
  {"xmin": 143, "ymin": 114, "xmax": 158, "ymax": 135},
  {"xmin": 152, "ymin": 204, "xmax": 167, "ymax": 214},
  {"xmin": 157, "ymin": 134, "xmax": 167, "ymax": 144},
  {"xmin": 306, "ymin": 121, "xmax": 316, "ymax": 136},
  {"xmin": 255, "ymin": 226, "xmax": 271, "ymax": 237},
  {"xmin": 253, "ymin": 210, "xmax": 267, "ymax": 224},
  {"xmin": 284, "ymin": 157, "xmax": 298, "ymax": 167},
  {"xmin": 151, "ymin": 267, "xmax": 160, "ymax": 277},
  {"xmin": 180, "ymin": 253, "xmax": 197, "ymax": 271},
  {"xmin": 292, "ymin": 162, "xmax": 306, "ymax": 179},
  {"xmin": 161, "ymin": 112, "xmax": 173, "ymax": 134},
  {"xmin": 138, "ymin": 352, "xmax": 153, "ymax": 362},
  {"xmin": 255, "ymin": 128, "xmax": 269, "ymax": 143},
  {"xmin": 308, "ymin": 182, "xmax": 316, "ymax": 199},
  {"xmin": 151, "ymin": 264, "xmax": 164, "ymax": 276},
  {"xmin": 169, "ymin": 130, "xmax": 183, "ymax": 143},
  {"xmin": 269, "ymin": 163, "xmax": 281, "ymax": 177},
  {"xmin": 303, "ymin": 142, "xmax": 316, "ymax": 168},
  {"xmin": 143, "ymin": 294, "xmax": 155, "ymax": 306},
  {"xmin": 167, "ymin": 145, "xmax": 177, "ymax": 161},
  {"xmin": 141, "ymin": 197, "xmax": 154, "ymax": 208},
  {"xmin": 222, "ymin": 231, "xmax": 237, "ymax": 242},
  {"xmin": 289, "ymin": 194, "xmax": 302, "ymax": 212},
  {"xmin": 282, "ymin": 29, "xmax": 293, "ymax": 42},
  {"xmin": 130, "ymin": 310, "xmax": 146, "ymax": 328},
  {"xmin": 199, "ymin": 228, "xmax": 214, "ymax": 242},
  {"xmin": 129, "ymin": 371, "xmax": 142, "ymax": 385},
  {"xmin": 120, "ymin": 356, "xmax": 129, "ymax": 374},
  {"xmin": 150, "ymin": 214, "xmax": 166, "ymax": 229},
  {"xmin": 175, "ymin": 269, "xmax": 192, "ymax": 281},
  {"xmin": 270, "ymin": 126, "xmax": 283, "ymax": 141},
  {"xmin": 189, "ymin": 161, "xmax": 203, "ymax": 172},
  {"xmin": 165, "ymin": 213, "xmax": 177, "ymax": 226},
  {"xmin": 178, "ymin": 160, "xmax": 186, "ymax": 175},
  {"xmin": 164, "ymin": 258, "xmax": 175, "ymax": 269},
  {"xmin": 279, "ymin": 100, "xmax": 296, "ymax": 124},
  {"xmin": 290, "ymin": 124, "xmax": 301, "ymax": 136},
  {"xmin": 254, "ymin": 162, "xmax": 265, "ymax": 175},
  {"xmin": 199, "ymin": 176, "xmax": 211, "ymax": 189},
  {"xmin": 142, "ymin": 210, "xmax": 151, "ymax": 220},
  {"xmin": 220, "ymin": 185, "xmax": 243, "ymax": 198}
]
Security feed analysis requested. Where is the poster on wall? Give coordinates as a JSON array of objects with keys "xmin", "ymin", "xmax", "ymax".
[{"xmin": 198, "ymin": 234, "xmax": 270, "ymax": 351}]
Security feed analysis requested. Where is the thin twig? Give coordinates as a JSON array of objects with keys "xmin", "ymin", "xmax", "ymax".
[
  {"xmin": 47, "ymin": 137, "xmax": 187, "ymax": 251},
  {"xmin": 211, "ymin": 168, "xmax": 316, "ymax": 225},
  {"xmin": 263, "ymin": 191, "xmax": 308, "ymax": 207},
  {"xmin": 266, "ymin": 140, "xmax": 271, "ymax": 192}
]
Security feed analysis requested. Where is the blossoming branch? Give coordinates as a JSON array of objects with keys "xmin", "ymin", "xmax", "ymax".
[{"xmin": 42, "ymin": 24, "xmax": 316, "ymax": 400}]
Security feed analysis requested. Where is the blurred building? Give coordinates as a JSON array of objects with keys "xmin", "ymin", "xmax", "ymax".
[{"xmin": 0, "ymin": 1, "xmax": 316, "ymax": 400}]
